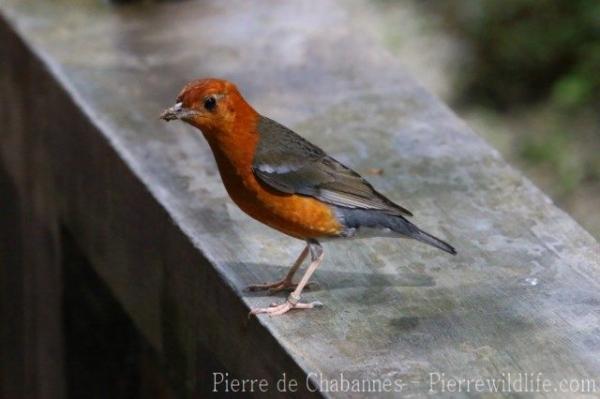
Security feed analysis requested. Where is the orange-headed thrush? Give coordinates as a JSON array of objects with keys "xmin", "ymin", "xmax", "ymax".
[{"xmin": 161, "ymin": 78, "xmax": 456, "ymax": 316}]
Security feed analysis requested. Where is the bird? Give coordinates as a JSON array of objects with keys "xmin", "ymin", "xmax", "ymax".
[{"xmin": 160, "ymin": 78, "xmax": 456, "ymax": 316}]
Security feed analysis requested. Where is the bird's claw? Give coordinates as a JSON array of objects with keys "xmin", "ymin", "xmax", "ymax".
[{"xmin": 249, "ymin": 299, "xmax": 322, "ymax": 317}]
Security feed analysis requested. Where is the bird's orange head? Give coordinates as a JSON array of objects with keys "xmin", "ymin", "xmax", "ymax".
[{"xmin": 160, "ymin": 78, "xmax": 256, "ymax": 136}]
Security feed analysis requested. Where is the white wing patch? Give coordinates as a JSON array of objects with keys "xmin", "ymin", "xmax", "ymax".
[{"xmin": 255, "ymin": 163, "xmax": 297, "ymax": 174}]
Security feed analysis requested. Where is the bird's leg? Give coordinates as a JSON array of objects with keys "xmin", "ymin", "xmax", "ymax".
[
  {"xmin": 250, "ymin": 240, "xmax": 324, "ymax": 316},
  {"xmin": 246, "ymin": 244, "xmax": 309, "ymax": 293}
]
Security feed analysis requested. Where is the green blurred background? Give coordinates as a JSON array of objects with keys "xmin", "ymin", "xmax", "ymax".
[{"xmin": 368, "ymin": 0, "xmax": 600, "ymax": 238}]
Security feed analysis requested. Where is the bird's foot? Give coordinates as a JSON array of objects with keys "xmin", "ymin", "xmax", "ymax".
[
  {"xmin": 249, "ymin": 293, "xmax": 322, "ymax": 316},
  {"xmin": 246, "ymin": 280, "xmax": 318, "ymax": 294}
]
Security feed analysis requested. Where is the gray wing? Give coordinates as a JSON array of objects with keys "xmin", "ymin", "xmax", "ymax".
[{"xmin": 252, "ymin": 116, "xmax": 413, "ymax": 217}]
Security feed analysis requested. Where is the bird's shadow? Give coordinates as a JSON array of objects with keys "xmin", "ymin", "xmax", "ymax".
[{"xmin": 226, "ymin": 261, "xmax": 435, "ymax": 298}]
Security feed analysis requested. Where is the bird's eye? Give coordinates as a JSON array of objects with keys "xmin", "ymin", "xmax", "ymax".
[{"xmin": 204, "ymin": 96, "xmax": 217, "ymax": 111}]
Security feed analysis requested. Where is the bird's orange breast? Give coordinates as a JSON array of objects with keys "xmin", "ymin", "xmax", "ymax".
[{"xmin": 203, "ymin": 123, "xmax": 342, "ymax": 240}]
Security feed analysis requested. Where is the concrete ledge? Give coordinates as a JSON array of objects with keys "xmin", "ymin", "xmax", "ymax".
[{"xmin": 2, "ymin": 1, "xmax": 599, "ymax": 398}]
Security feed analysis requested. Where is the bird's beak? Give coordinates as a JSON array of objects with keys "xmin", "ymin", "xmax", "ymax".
[{"xmin": 160, "ymin": 102, "xmax": 196, "ymax": 122}]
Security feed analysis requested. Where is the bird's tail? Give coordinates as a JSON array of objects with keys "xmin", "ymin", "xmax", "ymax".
[
  {"xmin": 382, "ymin": 212, "xmax": 457, "ymax": 255},
  {"xmin": 385, "ymin": 214, "xmax": 457, "ymax": 255},
  {"xmin": 409, "ymin": 227, "xmax": 456, "ymax": 255},
  {"xmin": 336, "ymin": 208, "xmax": 457, "ymax": 255}
]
